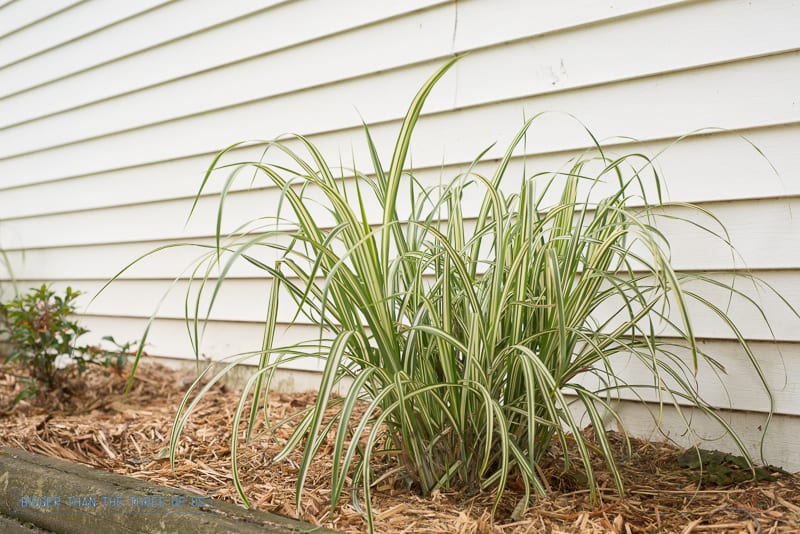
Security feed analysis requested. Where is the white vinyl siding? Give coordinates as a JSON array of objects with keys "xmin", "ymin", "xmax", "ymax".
[{"xmin": 1, "ymin": 0, "xmax": 799, "ymax": 467}]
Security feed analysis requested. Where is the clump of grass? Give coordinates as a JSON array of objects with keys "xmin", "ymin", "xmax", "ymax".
[{"xmin": 107, "ymin": 58, "xmax": 792, "ymax": 529}]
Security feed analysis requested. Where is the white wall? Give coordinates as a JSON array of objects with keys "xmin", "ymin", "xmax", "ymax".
[{"xmin": 1, "ymin": 0, "xmax": 799, "ymax": 467}]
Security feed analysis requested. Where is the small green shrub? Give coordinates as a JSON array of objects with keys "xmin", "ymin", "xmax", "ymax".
[
  {"xmin": 0, "ymin": 285, "xmax": 130, "ymax": 402},
  {"xmin": 108, "ymin": 59, "xmax": 795, "ymax": 529}
]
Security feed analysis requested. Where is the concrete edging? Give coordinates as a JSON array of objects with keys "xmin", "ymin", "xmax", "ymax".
[{"xmin": 0, "ymin": 447, "xmax": 336, "ymax": 533}]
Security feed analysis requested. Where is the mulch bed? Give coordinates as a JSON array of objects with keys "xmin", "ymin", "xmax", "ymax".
[{"xmin": 1, "ymin": 359, "xmax": 799, "ymax": 533}]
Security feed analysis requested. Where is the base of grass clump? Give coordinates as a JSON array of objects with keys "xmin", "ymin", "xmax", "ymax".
[{"xmin": 1, "ymin": 360, "xmax": 799, "ymax": 533}]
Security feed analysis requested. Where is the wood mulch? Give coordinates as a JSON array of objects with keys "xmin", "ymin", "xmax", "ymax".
[{"xmin": 1, "ymin": 358, "xmax": 799, "ymax": 533}]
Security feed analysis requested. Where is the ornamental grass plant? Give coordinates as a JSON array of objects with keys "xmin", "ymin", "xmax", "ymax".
[{"xmin": 106, "ymin": 59, "xmax": 793, "ymax": 529}]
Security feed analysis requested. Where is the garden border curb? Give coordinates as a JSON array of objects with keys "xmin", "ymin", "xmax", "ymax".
[{"xmin": 0, "ymin": 447, "xmax": 336, "ymax": 533}]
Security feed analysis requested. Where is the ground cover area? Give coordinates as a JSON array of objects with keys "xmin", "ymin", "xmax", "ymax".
[{"xmin": 1, "ymin": 359, "xmax": 799, "ymax": 533}]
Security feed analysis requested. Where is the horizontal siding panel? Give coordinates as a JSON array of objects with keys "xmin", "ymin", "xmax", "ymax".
[
  {"xmin": 401, "ymin": 53, "xmax": 800, "ymax": 175},
  {"xmin": 593, "ymin": 338, "xmax": 800, "ymax": 416},
  {"xmin": 0, "ymin": 0, "xmax": 169, "ymax": 68},
  {"xmin": 594, "ymin": 401, "xmax": 800, "ymax": 471},
  {"xmin": 1, "ymin": 50, "xmax": 797, "ymax": 188},
  {"xmin": 56, "ymin": 270, "xmax": 800, "ymax": 343},
  {"xmin": 3, "ymin": 192, "xmax": 799, "ymax": 271},
  {"xmin": 5, "ymin": 217, "xmax": 800, "ymax": 279},
  {"xmin": 600, "ymin": 271, "xmax": 800, "ymax": 342},
  {"xmin": 0, "ymin": 0, "xmax": 288, "ymax": 100},
  {"xmin": 2, "ymin": 123, "xmax": 798, "ymax": 223},
  {"xmin": 1, "ymin": 237, "xmax": 415, "ymax": 281},
  {"xmin": 0, "ymin": 2, "xmax": 457, "ymax": 151},
  {"xmin": 0, "ymin": 241, "xmax": 224, "ymax": 281},
  {"xmin": 4, "ymin": 0, "xmax": 800, "ymax": 159},
  {"xmin": 76, "ymin": 309, "xmax": 800, "ymax": 415},
  {"xmin": 635, "ymin": 125, "xmax": 800, "ymax": 204},
  {"xmin": 79, "ymin": 278, "xmax": 283, "ymax": 324},
  {"xmin": 450, "ymin": 0, "xmax": 686, "ymax": 51},
  {"xmin": 0, "ymin": 0, "xmax": 82, "ymax": 38},
  {"xmin": 449, "ymin": 1, "xmax": 800, "ymax": 118},
  {"xmin": 0, "ymin": 155, "xmax": 214, "ymax": 217},
  {"xmin": 643, "ymin": 198, "xmax": 800, "ymax": 271},
  {"xmin": 79, "ymin": 314, "xmax": 327, "ymax": 372},
  {"xmin": 0, "ymin": 0, "xmax": 685, "ymax": 131},
  {"xmin": 0, "ymin": 0, "xmax": 444, "ymax": 124}
]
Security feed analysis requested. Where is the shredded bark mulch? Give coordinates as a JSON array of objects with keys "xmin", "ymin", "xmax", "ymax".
[{"xmin": 1, "ymin": 359, "xmax": 798, "ymax": 533}]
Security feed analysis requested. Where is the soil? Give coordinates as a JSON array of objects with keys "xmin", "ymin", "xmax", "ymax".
[{"xmin": 1, "ymin": 359, "xmax": 799, "ymax": 533}]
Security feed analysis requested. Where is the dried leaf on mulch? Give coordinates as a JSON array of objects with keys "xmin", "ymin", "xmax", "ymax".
[{"xmin": 1, "ymin": 359, "xmax": 799, "ymax": 533}]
